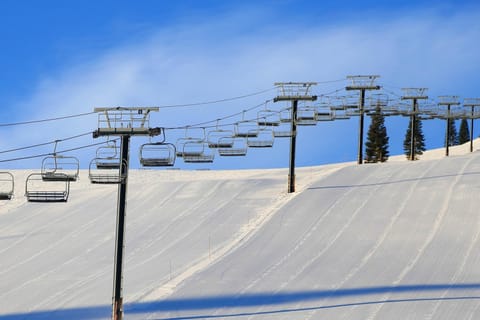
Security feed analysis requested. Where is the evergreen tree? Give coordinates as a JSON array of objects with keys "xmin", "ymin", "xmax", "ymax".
[
  {"xmin": 365, "ymin": 106, "xmax": 389, "ymax": 163},
  {"xmin": 458, "ymin": 118, "xmax": 470, "ymax": 145},
  {"xmin": 403, "ymin": 117, "xmax": 426, "ymax": 160},
  {"xmin": 445, "ymin": 119, "xmax": 458, "ymax": 146}
]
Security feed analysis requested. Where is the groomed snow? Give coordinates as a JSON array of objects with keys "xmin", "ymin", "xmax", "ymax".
[{"xmin": 1, "ymin": 140, "xmax": 480, "ymax": 319}]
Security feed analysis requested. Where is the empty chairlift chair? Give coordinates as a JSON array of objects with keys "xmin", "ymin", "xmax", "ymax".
[
  {"xmin": 0, "ymin": 172, "xmax": 14, "ymax": 200},
  {"xmin": 257, "ymin": 109, "xmax": 281, "ymax": 127},
  {"xmin": 247, "ymin": 127, "xmax": 274, "ymax": 148},
  {"xmin": 279, "ymin": 107, "xmax": 292, "ymax": 123},
  {"xmin": 139, "ymin": 142, "xmax": 176, "ymax": 167},
  {"xmin": 89, "ymin": 158, "xmax": 126, "ymax": 184},
  {"xmin": 176, "ymin": 127, "xmax": 208, "ymax": 158},
  {"xmin": 315, "ymin": 107, "xmax": 334, "ymax": 122},
  {"xmin": 95, "ymin": 142, "xmax": 121, "ymax": 169},
  {"xmin": 296, "ymin": 106, "xmax": 318, "ymax": 126},
  {"xmin": 234, "ymin": 120, "xmax": 259, "ymax": 138},
  {"xmin": 25, "ymin": 173, "xmax": 70, "ymax": 202},
  {"xmin": 41, "ymin": 154, "xmax": 80, "ymax": 182},
  {"xmin": 207, "ymin": 125, "xmax": 235, "ymax": 149},
  {"xmin": 218, "ymin": 137, "xmax": 248, "ymax": 156},
  {"xmin": 182, "ymin": 141, "xmax": 214, "ymax": 163}
]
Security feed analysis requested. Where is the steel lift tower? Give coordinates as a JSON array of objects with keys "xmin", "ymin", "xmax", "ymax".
[
  {"xmin": 401, "ymin": 88, "xmax": 429, "ymax": 161},
  {"xmin": 345, "ymin": 75, "xmax": 381, "ymax": 164},
  {"xmin": 273, "ymin": 82, "xmax": 317, "ymax": 193},
  {"xmin": 438, "ymin": 96, "xmax": 461, "ymax": 157},
  {"xmin": 93, "ymin": 107, "xmax": 160, "ymax": 320},
  {"xmin": 463, "ymin": 98, "xmax": 480, "ymax": 152}
]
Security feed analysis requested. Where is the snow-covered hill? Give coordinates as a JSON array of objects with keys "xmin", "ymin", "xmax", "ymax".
[{"xmin": 1, "ymin": 142, "xmax": 480, "ymax": 319}]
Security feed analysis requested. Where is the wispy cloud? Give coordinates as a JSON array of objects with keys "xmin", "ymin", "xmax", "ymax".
[{"xmin": 3, "ymin": 4, "xmax": 480, "ymax": 169}]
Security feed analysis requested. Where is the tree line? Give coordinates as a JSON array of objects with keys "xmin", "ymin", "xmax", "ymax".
[{"xmin": 364, "ymin": 109, "xmax": 471, "ymax": 163}]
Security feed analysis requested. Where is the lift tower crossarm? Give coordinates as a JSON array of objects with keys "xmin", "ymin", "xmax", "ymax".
[{"xmin": 93, "ymin": 107, "xmax": 160, "ymax": 137}]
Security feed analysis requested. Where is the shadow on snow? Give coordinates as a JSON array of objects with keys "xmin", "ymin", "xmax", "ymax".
[{"xmin": 1, "ymin": 283, "xmax": 480, "ymax": 319}]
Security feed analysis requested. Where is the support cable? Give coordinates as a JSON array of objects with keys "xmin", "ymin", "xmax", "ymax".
[
  {"xmin": 0, "ymin": 112, "xmax": 96, "ymax": 127},
  {"xmin": 0, "ymin": 132, "xmax": 93, "ymax": 154},
  {"xmin": 0, "ymin": 139, "xmax": 119, "ymax": 163}
]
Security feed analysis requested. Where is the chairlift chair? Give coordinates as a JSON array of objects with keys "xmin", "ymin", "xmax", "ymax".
[
  {"xmin": 332, "ymin": 110, "xmax": 350, "ymax": 120},
  {"xmin": 95, "ymin": 142, "xmax": 121, "ymax": 169},
  {"xmin": 0, "ymin": 172, "xmax": 14, "ymax": 200},
  {"xmin": 273, "ymin": 122, "xmax": 293, "ymax": 138},
  {"xmin": 41, "ymin": 154, "xmax": 80, "ymax": 182},
  {"xmin": 176, "ymin": 127, "xmax": 207, "ymax": 156},
  {"xmin": 279, "ymin": 108, "xmax": 292, "ymax": 123},
  {"xmin": 89, "ymin": 158, "xmax": 126, "ymax": 184},
  {"xmin": 176, "ymin": 137, "xmax": 204, "ymax": 157},
  {"xmin": 25, "ymin": 173, "xmax": 70, "ymax": 202},
  {"xmin": 182, "ymin": 141, "xmax": 215, "ymax": 163},
  {"xmin": 234, "ymin": 120, "xmax": 259, "ymax": 138},
  {"xmin": 296, "ymin": 106, "xmax": 317, "ymax": 126},
  {"xmin": 247, "ymin": 128, "xmax": 274, "ymax": 148},
  {"xmin": 257, "ymin": 110, "xmax": 281, "ymax": 127},
  {"xmin": 345, "ymin": 108, "xmax": 362, "ymax": 117},
  {"xmin": 139, "ymin": 142, "xmax": 176, "ymax": 167},
  {"xmin": 218, "ymin": 137, "xmax": 248, "ymax": 156},
  {"xmin": 207, "ymin": 128, "xmax": 235, "ymax": 148},
  {"xmin": 316, "ymin": 108, "xmax": 334, "ymax": 121}
]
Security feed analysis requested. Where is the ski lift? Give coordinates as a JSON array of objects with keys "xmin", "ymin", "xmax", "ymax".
[
  {"xmin": 40, "ymin": 141, "xmax": 80, "ymax": 181},
  {"xmin": 176, "ymin": 127, "xmax": 207, "ymax": 157},
  {"xmin": 207, "ymin": 121, "xmax": 235, "ymax": 148},
  {"xmin": 25, "ymin": 173, "xmax": 70, "ymax": 202},
  {"xmin": 332, "ymin": 109, "xmax": 351, "ymax": 120},
  {"xmin": 273, "ymin": 122, "xmax": 293, "ymax": 138},
  {"xmin": 95, "ymin": 140, "xmax": 121, "ymax": 169},
  {"xmin": 89, "ymin": 158, "xmax": 126, "ymax": 184},
  {"xmin": 316, "ymin": 107, "xmax": 334, "ymax": 121},
  {"xmin": 257, "ymin": 103, "xmax": 281, "ymax": 127},
  {"xmin": 345, "ymin": 108, "xmax": 362, "ymax": 116},
  {"xmin": 234, "ymin": 121, "xmax": 259, "ymax": 137},
  {"xmin": 247, "ymin": 128, "xmax": 274, "ymax": 148},
  {"xmin": 234, "ymin": 111, "xmax": 259, "ymax": 137},
  {"xmin": 279, "ymin": 107, "xmax": 292, "ymax": 123},
  {"xmin": 41, "ymin": 155, "xmax": 80, "ymax": 181},
  {"xmin": 296, "ymin": 105, "xmax": 317, "ymax": 126},
  {"xmin": 342, "ymin": 95, "xmax": 359, "ymax": 109},
  {"xmin": 139, "ymin": 128, "xmax": 176, "ymax": 167},
  {"xmin": 218, "ymin": 137, "xmax": 248, "ymax": 156},
  {"xmin": 0, "ymin": 172, "xmax": 14, "ymax": 200},
  {"xmin": 182, "ymin": 141, "xmax": 215, "ymax": 163},
  {"xmin": 139, "ymin": 143, "xmax": 176, "ymax": 167}
]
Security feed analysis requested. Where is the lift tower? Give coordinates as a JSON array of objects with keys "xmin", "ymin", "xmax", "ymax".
[
  {"xmin": 438, "ymin": 96, "xmax": 461, "ymax": 157},
  {"xmin": 93, "ymin": 107, "xmax": 160, "ymax": 320},
  {"xmin": 273, "ymin": 82, "xmax": 317, "ymax": 193},
  {"xmin": 401, "ymin": 88, "xmax": 428, "ymax": 161},
  {"xmin": 463, "ymin": 98, "xmax": 480, "ymax": 153},
  {"xmin": 345, "ymin": 75, "xmax": 381, "ymax": 164}
]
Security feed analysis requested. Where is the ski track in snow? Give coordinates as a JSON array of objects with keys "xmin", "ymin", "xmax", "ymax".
[
  {"xmin": 241, "ymin": 164, "xmax": 406, "ymax": 320},
  {"xmin": 2, "ymin": 143, "xmax": 480, "ymax": 319},
  {"xmin": 359, "ymin": 157, "xmax": 472, "ymax": 320},
  {"xmin": 42, "ymin": 179, "xmax": 244, "ymax": 309}
]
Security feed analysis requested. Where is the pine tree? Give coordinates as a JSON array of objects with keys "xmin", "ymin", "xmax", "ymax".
[
  {"xmin": 365, "ymin": 106, "xmax": 389, "ymax": 163},
  {"xmin": 458, "ymin": 118, "xmax": 470, "ymax": 145},
  {"xmin": 445, "ymin": 119, "xmax": 458, "ymax": 146},
  {"xmin": 403, "ymin": 117, "xmax": 426, "ymax": 160}
]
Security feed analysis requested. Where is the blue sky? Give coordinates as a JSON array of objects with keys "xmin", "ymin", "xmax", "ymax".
[{"xmin": 1, "ymin": 0, "xmax": 480, "ymax": 170}]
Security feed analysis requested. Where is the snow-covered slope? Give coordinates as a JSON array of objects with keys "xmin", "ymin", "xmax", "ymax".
[{"xmin": 1, "ymin": 144, "xmax": 480, "ymax": 319}]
